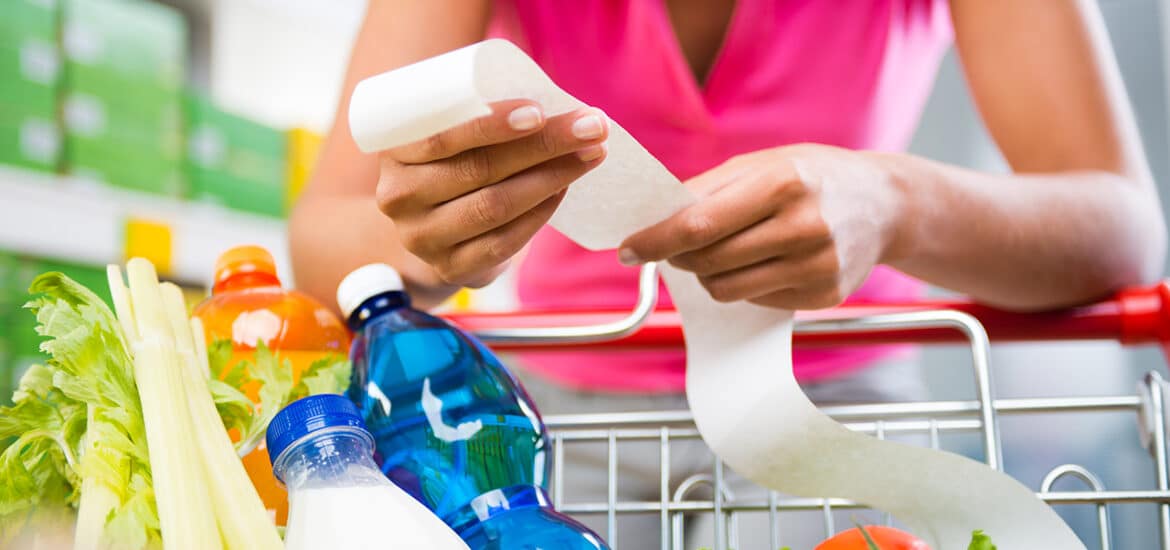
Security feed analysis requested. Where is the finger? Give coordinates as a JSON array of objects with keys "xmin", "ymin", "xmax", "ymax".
[
  {"xmin": 434, "ymin": 189, "xmax": 568, "ymax": 285},
  {"xmin": 697, "ymin": 245, "xmax": 839, "ymax": 303},
  {"xmin": 682, "ymin": 154, "xmax": 764, "ymax": 199},
  {"xmin": 408, "ymin": 148, "xmax": 606, "ymax": 251},
  {"xmin": 668, "ymin": 207, "xmax": 831, "ymax": 276},
  {"xmin": 618, "ymin": 174, "xmax": 774, "ymax": 265},
  {"xmin": 387, "ymin": 99, "xmax": 546, "ymax": 163},
  {"xmin": 747, "ymin": 281, "xmax": 845, "ymax": 310},
  {"xmin": 407, "ymin": 107, "xmax": 608, "ymax": 205}
]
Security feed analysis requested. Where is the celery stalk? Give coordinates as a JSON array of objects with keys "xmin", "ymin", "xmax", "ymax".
[
  {"xmin": 72, "ymin": 406, "xmax": 122, "ymax": 550},
  {"xmin": 191, "ymin": 318, "xmax": 211, "ymax": 382},
  {"xmin": 109, "ymin": 261, "xmax": 222, "ymax": 550},
  {"xmin": 160, "ymin": 283, "xmax": 283, "ymax": 550}
]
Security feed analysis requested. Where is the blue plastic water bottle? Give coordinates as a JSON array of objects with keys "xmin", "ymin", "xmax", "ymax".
[{"xmin": 336, "ymin": 264, "xmax": 608, "ymax": 550}]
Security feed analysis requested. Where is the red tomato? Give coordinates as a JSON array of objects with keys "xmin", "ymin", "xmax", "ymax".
[{"xmin": 814, "ymin": 525, "xmax": 932, "ymax": 550}]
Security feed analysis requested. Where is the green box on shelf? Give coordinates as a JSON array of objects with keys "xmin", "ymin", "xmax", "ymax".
[
  {"xmin": 66, "ymin": 62, "xmax": 181, "ymax": 117},
  {"xmin": 63, "ymin": 88, "xmax": 183, "ymax": 159},
  {"xmin": 0, "ymin": 0, "xmax": 58, "ymax": 48},
  {"xmin": 188, "ymin": 168, "xmax": 287, "ymax": 218},
  {"xmin": 0, "ymin": 117, "xmax": 61, "ymax": 173},
  {"xmin": 62, "ymin": 0, "xmax": 186, "ymax": 90},
  {"xmin": 184, "ymin": 94, "xmax": 286, "ymax": 160},
  {"xmin": 67, "ymin": 135, "xmax": 185, "ymax": 197}
]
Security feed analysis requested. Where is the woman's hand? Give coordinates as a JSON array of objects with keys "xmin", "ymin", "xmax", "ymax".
[
  {"xmin": 377, "ymin": 99, "xmax": 609, "ymax": 288},
  {"xmin": 619, "ymin": 144, "xmax": 909, "ymax": 309}
]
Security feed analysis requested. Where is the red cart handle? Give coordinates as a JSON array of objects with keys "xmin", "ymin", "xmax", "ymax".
[{"xmin": 446, "ymin": 280, "xmax": 1170, "ymax": 354}]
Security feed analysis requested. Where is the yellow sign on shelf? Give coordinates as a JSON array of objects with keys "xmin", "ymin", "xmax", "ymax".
[
  {"xmin": 287, "ymin": 128, "xmax": 324, "ymax": 209},
  {"xmin": 123, "ymin": 218, "xmax": 174, "ymax": 276}
]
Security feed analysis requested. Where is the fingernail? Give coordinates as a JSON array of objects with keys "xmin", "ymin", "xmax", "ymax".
[
  {"xmin": 507, "ymin": 105, "xmax": 543, "ymax": 131},
  {"xmin": 618, "ymin": 248, "xmax": 641, "ymax": 266},
  {"xmin": 576, "ymin": 142, "xmax": 607, "ymax": 162},
  {"xmin": 571, "ymin": 113, "xmax": 605, "ymax": 140}
]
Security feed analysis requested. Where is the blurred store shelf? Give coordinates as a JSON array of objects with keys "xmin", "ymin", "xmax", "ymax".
[{"xmin": 0, "ymin": 164, "xmax": 290, "ymax": 287}]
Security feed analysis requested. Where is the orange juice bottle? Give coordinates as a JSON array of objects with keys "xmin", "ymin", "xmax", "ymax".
[{"xmin": 193, "ymin": 245, "xmax": 350, "ymax": 526}]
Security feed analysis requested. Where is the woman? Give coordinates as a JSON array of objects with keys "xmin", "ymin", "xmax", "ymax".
[{"xmin": 292, "ymin": 0, "xmax": 1165, "ymax": 545}]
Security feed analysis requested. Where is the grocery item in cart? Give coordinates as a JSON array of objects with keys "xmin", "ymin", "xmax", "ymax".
[
  {"xmin": 267, "ymin": 394, "xmax": 468, "ymax": 550},
  {"xmin": 193, "ymin": 245, "xmax": 350, "ymax": 526},
  {"xmin": 337, "ymin": 263, "xmax": 608, "ymax": 549}
]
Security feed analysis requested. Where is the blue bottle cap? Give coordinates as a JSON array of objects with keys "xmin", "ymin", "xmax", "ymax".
[{"xmin": 266, "ymin": 394, "xmax": 369, "ymax": 468}]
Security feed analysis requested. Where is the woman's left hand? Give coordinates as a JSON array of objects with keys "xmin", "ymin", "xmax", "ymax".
[{"xmin": 618, "ymin": 144, "xmax": 909, "ymax": 310}]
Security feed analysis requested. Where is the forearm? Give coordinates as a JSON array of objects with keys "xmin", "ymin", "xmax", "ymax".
[
  {"xmin": 290, "ymin": 195, "xmax": 459, "ymax": 311},
  {"xmin": 878, "ymin": 152, "xmax": 1166, "ymax": 310}
]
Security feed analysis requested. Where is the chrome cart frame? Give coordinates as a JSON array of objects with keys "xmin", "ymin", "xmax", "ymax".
[{"xmin": 448, "ymin": 264, "xmax": 1170, "ymax": 550}]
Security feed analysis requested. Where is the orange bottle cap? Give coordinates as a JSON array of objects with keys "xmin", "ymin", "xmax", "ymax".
[{"xmin": 214, "ymin": 245, "xmax": 280, "ymax": 292}]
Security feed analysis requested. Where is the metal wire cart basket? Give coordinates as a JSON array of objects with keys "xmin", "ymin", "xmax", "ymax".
[{"xmin": 447, "ymin": 264, "xmax": 1170, "ymax": 550}]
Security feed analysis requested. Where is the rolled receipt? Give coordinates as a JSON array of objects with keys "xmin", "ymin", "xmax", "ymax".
[{"xmin": 349, "ymin": 39, "xmax": 1082, "ymax": 549}]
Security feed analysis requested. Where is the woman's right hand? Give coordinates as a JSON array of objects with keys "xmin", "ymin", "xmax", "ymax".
[{"xmin": 376, "ymin": 99, "xmax": 609, "ymax": 288}]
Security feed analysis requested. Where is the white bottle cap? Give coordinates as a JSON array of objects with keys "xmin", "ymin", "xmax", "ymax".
[{"xmin": 336, "ymin": 263, "xmax": 405, "ymax": 318}]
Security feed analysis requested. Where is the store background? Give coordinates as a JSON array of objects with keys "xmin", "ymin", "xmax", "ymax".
[{"xmin": 0, "ymin": 0, "xmax": 1167, "ymax": 547}]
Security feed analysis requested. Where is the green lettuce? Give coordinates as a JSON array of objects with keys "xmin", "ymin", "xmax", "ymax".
[{"xmin": 298, "ymin": 355, "xmax": 353, "ymax": 399}]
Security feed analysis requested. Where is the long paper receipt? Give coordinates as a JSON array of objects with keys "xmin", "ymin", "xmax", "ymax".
[{"xmin": 349, "ymin": 39, "xmax": 1083, "ymax": 549}]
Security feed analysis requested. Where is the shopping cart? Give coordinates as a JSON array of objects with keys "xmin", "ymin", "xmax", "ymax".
[{"xmin": 446, "ymin": 263, "xmax": 1170, "ymax": 550}]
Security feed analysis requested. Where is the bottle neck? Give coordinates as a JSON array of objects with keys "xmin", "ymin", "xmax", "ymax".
[
  {"xmin": 347, "ymin": 291, "xmax": 411, "ymax": 331},
  {"xmin": 272, "ymin": 427, "xmax": 382, "ymax": 492},
  {"xmin": 213, "ymin": 271, "xmax": 282, "ymax": 294}
]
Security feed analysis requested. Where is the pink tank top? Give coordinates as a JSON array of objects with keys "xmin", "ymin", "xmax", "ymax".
[{"xmin": 489, "ymin": 0, "xmax": 953, "ymax": 393}]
